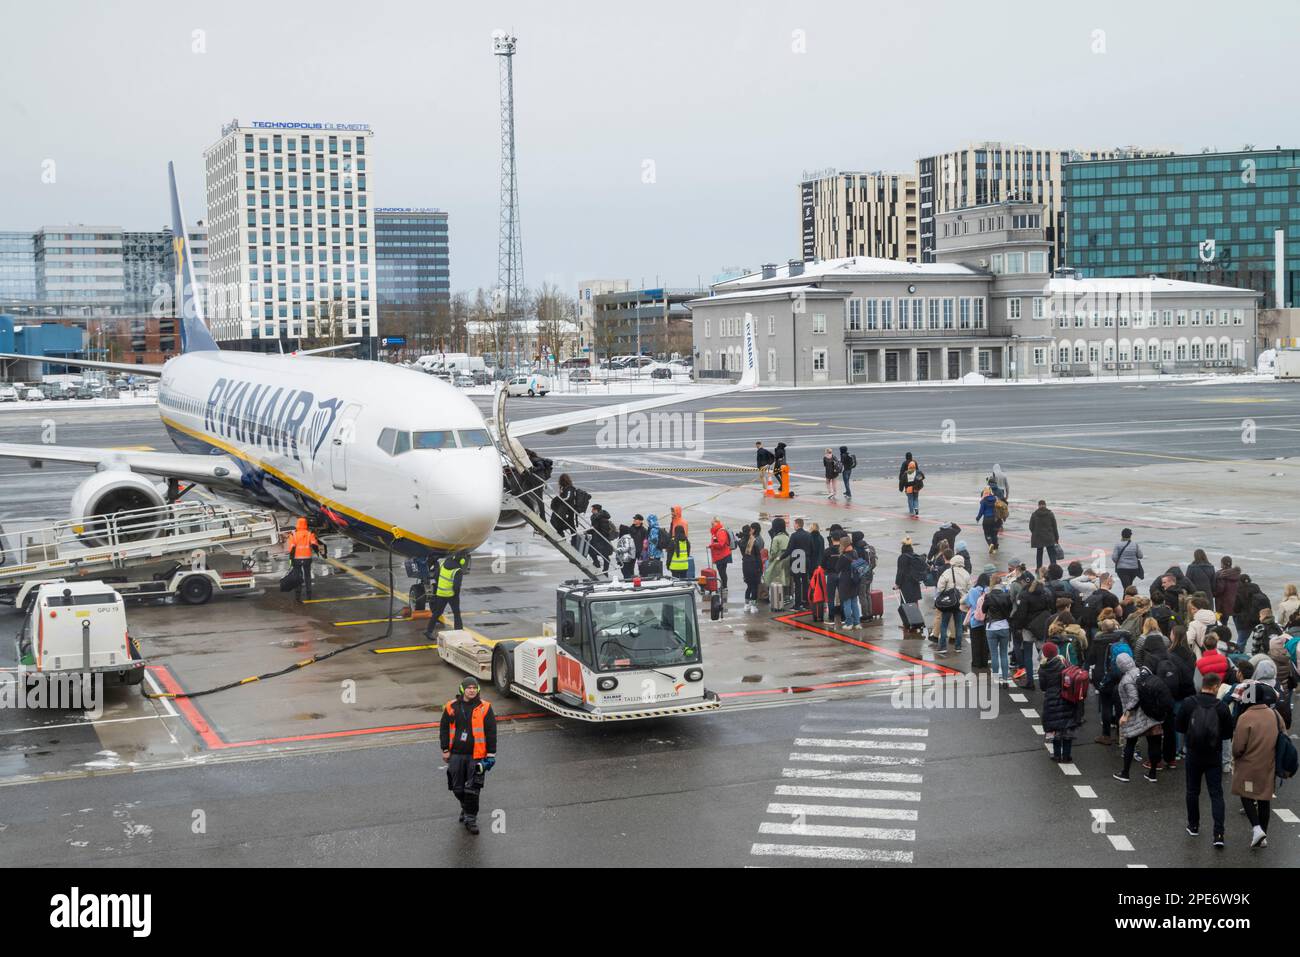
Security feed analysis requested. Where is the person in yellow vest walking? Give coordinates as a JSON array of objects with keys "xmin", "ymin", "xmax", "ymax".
[
  {"xmin": 424, "ymin": 552, "xmax": 468, "ymax": 639},
  {"xmin": 285, "ymin": 517, "xmax": 325, "ymax": 601},
  {"xmin": 668, "ymin": 526, "xmax": 692, "ymax": 580},
  {"xmin": 439, "ymin": 676, "xmax": 497, "ymax": 835}
]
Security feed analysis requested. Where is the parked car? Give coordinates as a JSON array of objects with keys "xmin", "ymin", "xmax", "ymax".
[
  {"xmin": 0, "ymin": 385, "xmax": 19, "ymax": 403},
  {"xmin": 506, "ymin": 374, "xmax": 550, "ymax": 397},
  {"xmin": 472, "ymin": 370, "xmax": 492, "ymax": 386},
  {"xmin": 568, "ymin": 369, "xmax": 592, "ymax": 383},
  {"xmin": 650, "ymin": 366, "xmax": 673, "ymax": 379},
  {"xmin": 23, "ymin": 388, "xmax": 43, "ymax": 401},
  {"xmin": 452, "ymin": 373, "xmax": 475, "ymax": 388}
]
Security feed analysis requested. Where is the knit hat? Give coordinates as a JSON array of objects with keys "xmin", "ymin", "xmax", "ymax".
[
  {"xmin": 461, "ymin": 676, "xmax": 481, "ymax": 690},
  {"xmin": 1043, "ymin": 641, "xmax": 1059, "ymax": 658}
]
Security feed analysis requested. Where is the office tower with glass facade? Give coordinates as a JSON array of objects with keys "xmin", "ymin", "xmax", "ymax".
[
  {"xmin": 375, "ymin": 208, "xmax": 449, "ymax": 352},
  {"xmin": 204, "ymin": 120, "xmax": 376, "ymax": 349},
  {"xmin": 1064, "ymin": 148, "xmax": 1300, "ymax": 309},
  {"xmin": 0, "ymin": 231, "xmax": 37, "ymax": 304}
]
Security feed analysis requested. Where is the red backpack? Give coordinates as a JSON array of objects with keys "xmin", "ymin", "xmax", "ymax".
[{"xmin": 1060, "ymin": 664, "xmax": 1090, "ymax": 703}]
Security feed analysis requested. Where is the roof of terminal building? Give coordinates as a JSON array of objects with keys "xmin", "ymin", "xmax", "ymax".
[
  {"xmin": 1046, "ymin": 276, "xmax": 1258, "ymax": 295},
  {"xmin": 685, "ymin": 285, "xmax": 851, "ymax": 306},
  {"xmin": 715, "ymin": 257, "xmax": 982, "ymax": 288}
]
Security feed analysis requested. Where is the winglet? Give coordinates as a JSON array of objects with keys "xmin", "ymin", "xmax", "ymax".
[
  {"xmin": 737, "ymin": 313, "xmax": 759, "ymax": 388},
  {"xmin": 168, "ymin": 162, "xmax": 219, "ymax": 353}
]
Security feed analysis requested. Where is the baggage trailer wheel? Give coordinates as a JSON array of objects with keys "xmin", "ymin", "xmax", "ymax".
[
  {"xmin": 178, "ymin": 574, "xmax": 214, "ymax": 606},
  {"xmin": 492, "ymin": 645, "xmax": 516, "ymax": 698}
]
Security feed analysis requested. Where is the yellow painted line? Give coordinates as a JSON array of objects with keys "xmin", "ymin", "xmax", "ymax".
[
  {"xmin": 333, "ymin": 616, "xmax": 412, "ymax": 627},
  {"xmin": 703, "ymin": 416, "xmax": 821, "ymax": 426},
  {"xmin": 301, "ymin": 593, "xmax": 386, "ymax": 604},
  {"xmin": 325, "ymin": 557, "xmax": 498, "ymax": 644},
  {"xmin": 108, "ymin": 445, "xmax": 156, "ymax": 451},
  {"xmin": 701, "ymin": 406, "xmax": 780, "ymax": 413},
  {"xmin": 373, "ymin": 643, "xmax": 437, "ymax": 654}
]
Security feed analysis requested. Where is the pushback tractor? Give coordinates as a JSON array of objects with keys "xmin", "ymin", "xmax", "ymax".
[{"xmin": 436, "ymin": 576, "xmax": 721, "ymax": 721}]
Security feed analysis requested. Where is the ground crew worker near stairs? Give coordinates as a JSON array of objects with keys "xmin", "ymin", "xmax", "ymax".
[
  {"xmin": 439, "ymin": 676, "xmax": 497, "ymax": 835},
  {"xmin": 285, "ymin": 517, "xmax": 325, "ymax": 601},
  {"xmin": 424, "ymin": 552, "xmax": 468, "ymax": 639}
]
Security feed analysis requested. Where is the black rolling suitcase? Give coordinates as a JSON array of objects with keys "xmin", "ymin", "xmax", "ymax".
[
  {"xmin": 898, "ymin": 597, "xmax": 925, "ymax": 634},
  {"xmin": 640, "ymin": 557, "xmax": 664, "ymax": 578}
]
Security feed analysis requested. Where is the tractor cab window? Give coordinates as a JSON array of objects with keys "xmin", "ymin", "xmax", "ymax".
[
  {"xmin": 588, "ymin": 594, "xmax": 700, "ymax": 672},
  {"xmin": 558, "ymin": 597, "xmax": 591, "ymax": 665}
]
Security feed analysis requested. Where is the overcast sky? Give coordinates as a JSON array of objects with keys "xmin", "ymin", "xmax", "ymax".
[{"xmin": 4, "ymin": 0, "xmax": 1298, "ymax": 293}]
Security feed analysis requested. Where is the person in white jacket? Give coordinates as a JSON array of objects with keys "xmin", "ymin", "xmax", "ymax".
[
  {"xmin": 1185, "ymin": 598, "xmax": 1219, "ymax": 660},
  {"xmin": 936, "ymin": 555, "xmax": 972, "ymax": 657}
]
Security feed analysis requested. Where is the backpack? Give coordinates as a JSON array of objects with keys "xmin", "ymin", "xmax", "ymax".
[
  {"xmin": 1060, "ymin": 664, "xmax": 1090, "ymax": 703},
  {"xmin": 1276, "ymin": 713, "xmax": 1299, "ymax": 780},
  {"xmin": 849, "ymin": 557, "xmax": 869, "ymax": 588},
  {"xmin": 1107, "ymin": 641, "xmax": 1133, "ymax": 674},
  {"xmin": 657, "ymin": 528, "xmax": 671, "ymax": 551},
  {"xmin": 828, "ymin": 457, "xmax": 843, "ymax": 477},
  {"xmin": 1135, "ymin": 667, "xmax": 1174, "ymax": 721},
  {"xmin": 972, "ymin": 589, "xmax": 987, "ymax": 624},
  {"xmin": 1153, "ymin": 656, "xmax": 1180, "ymax": 696},
  {"xmin": 845, "ymin": 453, "xmax": 857, "ymax": 470},
  {"xmin": 571, "ymin": 487, "xmax": 592, "ymax": 514},
  {"xmin": 1186, "ymin": 700, "xmax": 1221, "ymax": 753},
  {"xmin": 994, "ymin": 499, "xmax": 1009, "ymax": 521}
]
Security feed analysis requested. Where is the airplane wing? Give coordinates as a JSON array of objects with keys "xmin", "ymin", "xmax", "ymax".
[
  {"xmin": 290, "ymin": 343, "xmax": 360, "ymax": 357},
  {"xmin": 506, "ymin": 316, "xmax": 758, "ymax": 441},
  {"xmin": 0, "ymin": 353, "xmax": 165, "ymax": 377},
  {"xmin": 0, "ymin": 443, "xmax": 243, "ymax": 486}
]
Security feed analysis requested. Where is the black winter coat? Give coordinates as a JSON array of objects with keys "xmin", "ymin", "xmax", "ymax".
[
  {"xmin": 741, "ymin": 533, "xmax": 765, "ymax": 581},
  {"xmin": 1039, "ymin": 657, "xmax": 1083, "ymax": 733},
  {"xmin": 895, "ymin": 552, "xmax": 927, "ymax": 603},
  {"xmin": 1186, "ymin": 561, "xmax": 1217, "ymax": 600}
]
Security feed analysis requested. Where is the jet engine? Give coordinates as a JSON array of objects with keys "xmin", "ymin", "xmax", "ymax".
[{"xmin": 69, "ymin": 471, "xmax": 167, "ymax": 547}]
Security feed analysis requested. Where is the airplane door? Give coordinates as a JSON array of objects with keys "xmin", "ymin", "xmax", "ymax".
[{"xmin": 330, "ymin": 404, "xmax": 362, "ymax": 491}]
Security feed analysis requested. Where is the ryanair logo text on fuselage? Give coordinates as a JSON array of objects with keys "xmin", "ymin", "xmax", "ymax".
[{"xmin": 203, "ymin": 377, "xmax": 344, "ymax": 463}]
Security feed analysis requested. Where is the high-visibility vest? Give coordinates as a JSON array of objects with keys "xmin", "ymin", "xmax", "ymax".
[
  {"xmin": 436, "ymin": 559, "xmax": 465, "ymax": 598},
  {"xmin": 445, "ymin": 699, "xmax": 491, "ymax": 758},
  {"xmin": 287, "ymin": 528, "xmax": 318, "ymax": 560},
  {"xmin": 668, "ymin": 540, "xmax": 690, "ymax": 571}
]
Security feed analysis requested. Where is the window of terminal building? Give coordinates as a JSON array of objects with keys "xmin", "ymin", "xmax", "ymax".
[
  {"xmin": 1008, "ymin": 298, "xmax": 1021, "ymax": 320},
  {"xmin": 812, "ymin": 313, "xmax": 826, "ymax": 334}
]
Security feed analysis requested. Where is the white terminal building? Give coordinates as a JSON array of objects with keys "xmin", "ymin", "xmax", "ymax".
[{"xmin": 204, "ymin": 119, "xmax": 376, "ymax": 350}]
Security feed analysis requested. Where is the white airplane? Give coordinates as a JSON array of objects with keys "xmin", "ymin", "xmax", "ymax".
[{"xmin": 0, "ymin": 165, "xmax": 758, "ymax": 560}]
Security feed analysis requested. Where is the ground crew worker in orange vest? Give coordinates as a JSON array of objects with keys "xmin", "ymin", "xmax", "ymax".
[
  {"xmin": 439, "ymin": 676, "xmax": 497, "ymax": 835},
  {"xmin": 285, "ymin": 517, "xmax": 324, "ymax": 601}
]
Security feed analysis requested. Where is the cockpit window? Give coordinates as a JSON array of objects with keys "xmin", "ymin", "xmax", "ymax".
[
  {"xmin": 412, "ymin": 430, "xmax": 454, "ymax": 450},
  {"xmin": 393, "ymin": 430, "xmax": 411, "ymax": 455},
  {"xmin": 457, "ymin": 429, "xmax": 493, "ymax": 448},
  {"xmin": 377, "ymin": 428, "xmax": 397, "ymax": 455}
]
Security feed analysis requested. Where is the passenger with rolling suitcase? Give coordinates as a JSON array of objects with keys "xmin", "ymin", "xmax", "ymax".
[{"xmin": 894, "ymin": 536, "xmax": 928, "ymax": 636}]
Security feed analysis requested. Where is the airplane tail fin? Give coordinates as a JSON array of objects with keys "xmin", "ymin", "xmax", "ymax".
[
  {"xmin": 169, "ymin": 162, "xmax": 219, "ymax": 353},
  {"xmin": 737, "ymin": 313, "xmax": 759, "ymax": 388}
]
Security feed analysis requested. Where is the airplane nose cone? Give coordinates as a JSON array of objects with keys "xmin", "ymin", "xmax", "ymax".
[{"xmin": 427, "ymin": 449, "xmax": 502, "ymax": 550}]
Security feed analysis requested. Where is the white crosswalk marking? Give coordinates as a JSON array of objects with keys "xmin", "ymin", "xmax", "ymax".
[
  {"xmin": 767, "ymin": 803, "xmax": 918, "ymax": 822},
  {"xmin": 1020, "ymin": 708, "xmax": 1039, "ymax": 718},
  {"xmin": 781, "ymin": 768, "xmax": 923, "ymax": 784},
  {"xmin": 1275, "ymin": 808, "xmax": 1299, "ymax": 823},
  {"xmin": 1108, "ymin": 835, "xmax": 1134, "ymax": 851},
  {"xmin": 798, "ymin": 725, "xmax": 930, "ymax": 737},
  {"xmin": 794, "ymin": 737, "xmax": 928, "ymax": 751},
  {"xmin": 750, "ymin": 844, "xmax": 914, "ymax": 863},
  {"xmin": 1074, "ymin": 785, "xmax": 1097, "ymax": 798},
  {"xmin": 1009, "ymin": 693, "xmax": 1028, "ymax": 703},
  {"xmin": 754, "ymin": 722, "xmax": 927, "ymax": 866},
  {"xmin": 775, "ymin": 784, "xmax": 921, "ymax": 802},
  {"xmin": 759, "ymin": 821, "xmax": 916, "ymax": 841},
  {"xmin": 788, "ymin": 751, "xmax": 926, "ymax": 766}
]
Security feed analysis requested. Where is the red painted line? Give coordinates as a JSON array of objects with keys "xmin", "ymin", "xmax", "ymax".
[
  {"xmin": 147, "ymin": 665, "xmax": 227, "ymax": 750},
  {"xmin": 774, "ymin": 612, "xmax": 960, "ymax": 675},
  {"xmin": 147, "ymin": 663, "xmax": 547, "ymax": 750}
]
